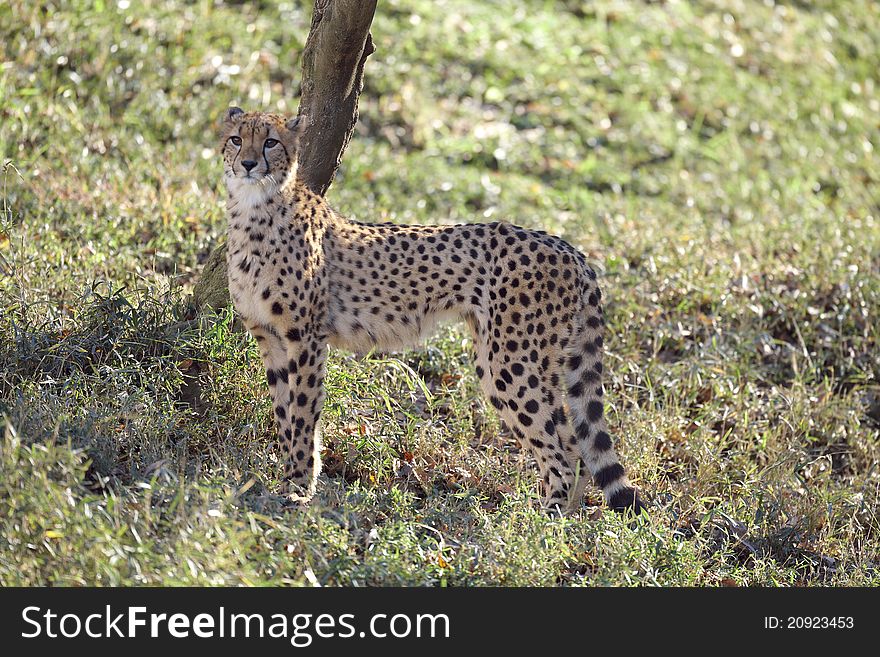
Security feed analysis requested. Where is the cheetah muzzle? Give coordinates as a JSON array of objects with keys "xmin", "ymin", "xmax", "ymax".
[{"xmin": 219, "ymin": 106, "xmax": 646, "ymax": 515}]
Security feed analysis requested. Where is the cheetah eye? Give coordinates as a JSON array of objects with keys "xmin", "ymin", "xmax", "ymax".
[
  {"xmin": 230, "ymin": 136, "xmax": 242, "ymax": 146},
  {"xmin": 264, "ymin": 138, "xmax": 279, "ymax": 148}
]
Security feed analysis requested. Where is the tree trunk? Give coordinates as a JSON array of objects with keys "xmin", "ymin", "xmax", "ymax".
[
  {"xmin": 297, "ymin": 0, "xmax": 377, "ymax": 196},
  {"xmin": 191, "ymin": 0, "xmax": 377, "ymax": 314}
]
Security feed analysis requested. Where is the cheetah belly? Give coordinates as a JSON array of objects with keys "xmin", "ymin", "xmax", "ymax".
[{"xmin": 327, "ymin": 301, "xmax": 462, "ymax": 352}]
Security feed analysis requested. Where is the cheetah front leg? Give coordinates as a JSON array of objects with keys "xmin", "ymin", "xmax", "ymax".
[
  {"xmin": 247, "ymin": 323, "xmax": 294, "ymax": 455},
  {"xmin": 283, "ymin": 334, "xmax": 328, "ymax": 502},
  {"xmin": 247, "ymin": 323, "xmax": 325, "ymax": 502}
]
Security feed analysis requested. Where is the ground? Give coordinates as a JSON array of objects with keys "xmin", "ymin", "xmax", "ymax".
[{"xmin": 0, "ymin": 0, "xmax": 878, "ymax": 586}]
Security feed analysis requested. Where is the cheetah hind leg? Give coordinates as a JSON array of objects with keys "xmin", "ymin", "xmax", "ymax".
[{"xmin": 467, "ymin": 316, "xmax": 577, "ymax": 511}]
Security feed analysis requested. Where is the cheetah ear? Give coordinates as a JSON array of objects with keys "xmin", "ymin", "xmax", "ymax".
[
  {"xmin": 286, "ymin": 114, "xmax": 308, "ymax": 141},
  {"xmin": 219, "ymin": 106, "xmax": 244, "ymax": 136},
  {"xmin": 223, "ymin": 106, "xmax": 245, "ymax": 124}
]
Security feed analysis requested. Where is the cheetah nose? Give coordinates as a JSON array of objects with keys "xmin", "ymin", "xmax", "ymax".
[{"xmin": 241, "ymin": 160, "xmax": 258, "ymax": 172}]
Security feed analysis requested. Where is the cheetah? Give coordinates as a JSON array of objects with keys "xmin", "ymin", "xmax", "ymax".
[{"xmin": 220, "ymin": 107, "xmax": 645, "ymax": 514}]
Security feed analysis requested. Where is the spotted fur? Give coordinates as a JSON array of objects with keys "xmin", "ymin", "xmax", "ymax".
[{"xmin": 220, "ymin": 107, "xmax": 645, "ymax": 513}]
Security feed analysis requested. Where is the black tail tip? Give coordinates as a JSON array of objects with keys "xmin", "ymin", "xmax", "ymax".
[{"xmin": 608, "ymin": 487, "xmax": 648, "ymax": 516}]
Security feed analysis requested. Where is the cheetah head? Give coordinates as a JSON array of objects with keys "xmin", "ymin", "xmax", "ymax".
[{"xmin": 219, "ymin": 107, "xmax": 306, "ymax": 202}]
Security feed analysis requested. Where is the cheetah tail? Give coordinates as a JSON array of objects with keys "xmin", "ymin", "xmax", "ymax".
[{"xmin": 564, "ymin": 298, "xmax": 646, "ymax": 516}]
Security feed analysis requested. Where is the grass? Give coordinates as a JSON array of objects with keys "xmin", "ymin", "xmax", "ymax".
[{"xmin": 0, "ymin": 0, "xmax": 878, "ymax": 586}]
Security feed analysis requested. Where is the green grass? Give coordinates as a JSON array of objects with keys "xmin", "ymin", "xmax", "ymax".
[{"xmin": 1, "ymin": 0, "xmax": 878, "ymax": 586}]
